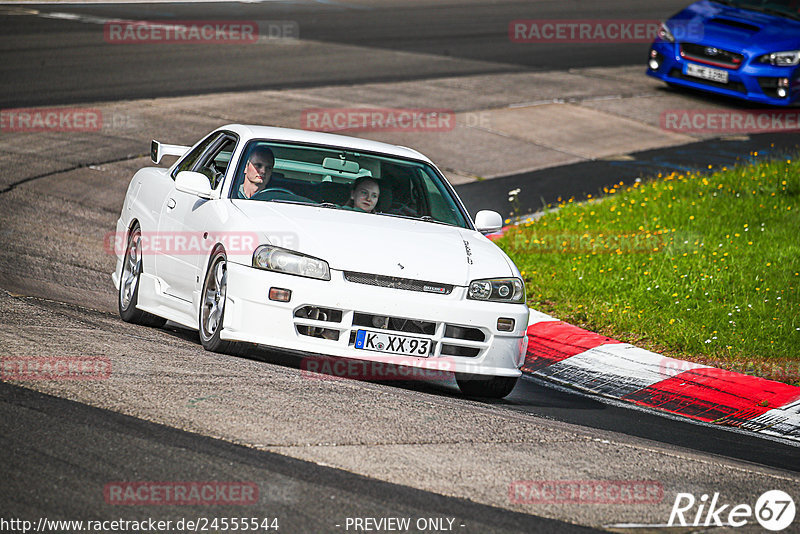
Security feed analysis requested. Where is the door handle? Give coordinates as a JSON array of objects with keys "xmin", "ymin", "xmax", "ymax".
[{"xmin": 167, "ymin": 198, "xmax": 176, "ymax": 209}]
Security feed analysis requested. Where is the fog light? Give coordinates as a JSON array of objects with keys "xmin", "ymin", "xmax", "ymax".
[
  {"xmin": 269, "ymin": 287, "xmax": 291, "ymax": 302},
  {"xmin": 648, "ymin": 50, "xmax": 662, "ymax": 71},
  {"xmin": 777, "ymin": 87, "xmax": 788, "ymax": 98},
  {"xmin": 497, "ymin": 318, "xmax": 515, "ymax": 332}
]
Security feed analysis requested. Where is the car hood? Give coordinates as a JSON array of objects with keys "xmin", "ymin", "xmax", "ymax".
[
  {"xmin": 675, "ymin": 1, "xmax": 800, "ymax": 53},
  {"xmin": 230, "ymin": 201, "xmax": 516, "ymax": 286}
]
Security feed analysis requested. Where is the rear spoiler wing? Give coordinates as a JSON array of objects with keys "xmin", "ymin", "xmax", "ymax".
[{"xmin": 151, "ymin": 140, "xmax": 190, "ymax": 164}]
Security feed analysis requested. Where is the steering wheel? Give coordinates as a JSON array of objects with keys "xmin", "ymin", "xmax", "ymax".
[
  {"xmin": 251, "ymin": 188, "xmax": 316, "ymax": 205},
  {"xmin": 251, "ymin": 187, "xmax": 296, "ymax": 199},
  {"xmin": 262, "ymin": 188, "xmax": 295, "ymax": 195}
]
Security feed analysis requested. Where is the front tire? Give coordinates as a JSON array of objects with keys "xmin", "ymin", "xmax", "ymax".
[
  {"xmin": 199, "ymin": 249, "xmax": 249, "ymax": 356},
  {"xmin": 456, "ymin": 373, "xmax": 518, "ymax": 399},
  {"xmin": 118, "ymin": 224, "xmax": 167, "ymax": 328}
]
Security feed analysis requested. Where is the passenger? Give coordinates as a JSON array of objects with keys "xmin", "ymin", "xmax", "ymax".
[
  {"xmin": 238, "ymin": 146, "xmax": 275, "ymax": 199},
  {"xmin": 345, "ymin": 177, "xmax": 380, "ymax": 213}
]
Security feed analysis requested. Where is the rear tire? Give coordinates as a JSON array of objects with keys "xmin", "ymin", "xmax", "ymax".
[
  {"xmin": 199, "ymin": 248, "xmax": 250, "ymax": 356},
  {"xmin": 455, "ymin": 373, "xmax": 518, "ymax": 399},
  {"xmin": 118, "ymin": 224, "xmax": 167, "ymax": 328}
]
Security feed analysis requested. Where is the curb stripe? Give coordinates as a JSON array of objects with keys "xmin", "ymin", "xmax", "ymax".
[
  {"xmin": 538, "ymin": 344, "xmax": 709, "ymax": 398},
  {"xmin": 523, "ymin": 321, "xmax": 621, "ymax": 372},
  {"xmin": 623, "ymin": 368, "xmax": 800, "ymax": 424},
  {"xmin": 524, "ymin": 315, "xmax": 800, "ymax": 442},
  {"xmin": 747, "ymin": 398, "xmax": 800, "ymax": 439}
]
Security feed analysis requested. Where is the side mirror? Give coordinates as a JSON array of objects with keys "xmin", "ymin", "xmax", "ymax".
[
  {"xmin": 474, "ymin": 210, "xmax": 504, "ymax": 235},
  {"xmin": 175, "ymin": 171, "xmax": 214, "ymax": 199}
]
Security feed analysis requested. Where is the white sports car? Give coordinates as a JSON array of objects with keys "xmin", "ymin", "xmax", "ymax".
[{"xmin": 112, "ymin": 125, "xmax": 529, "ymax": 398}]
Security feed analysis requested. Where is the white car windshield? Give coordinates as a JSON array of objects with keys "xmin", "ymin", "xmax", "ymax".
[{"xmin": 230, "ymin": 141, "xmax": 471, "ymax": 229}]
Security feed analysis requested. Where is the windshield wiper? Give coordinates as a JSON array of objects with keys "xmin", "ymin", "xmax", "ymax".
[
  {"xmin": 318, "ymin": 202, "xmax": 340, "ymax": 209},
  {"xmin": 379, "ymin": 212, "xmax": 455, "ymax": 227},
  {"xmin": 269, "ymin": 199, "xmax": 315, "ymax": 206}
]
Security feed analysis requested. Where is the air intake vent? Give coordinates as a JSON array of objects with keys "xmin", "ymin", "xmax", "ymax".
[{"xmin": 708, "ymin": 18, "xmax": 760, "ymax": 33}]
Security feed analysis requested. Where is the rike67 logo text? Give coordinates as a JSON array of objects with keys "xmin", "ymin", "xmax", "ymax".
[{"xmin": 669, "ymin": 490, "xmax": 795, "ymax": 531}]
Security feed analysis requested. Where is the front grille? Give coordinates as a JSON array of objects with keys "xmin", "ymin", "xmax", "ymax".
[
  {"xmin": 344, "ymin": 271, "xmax": 453, "ymax": 295},
  {"xmin": 352, "ymin": 312, "xmax": 436, "ymax": 335},
  {"xmin": 669, "ymin": 68, "xmax": 747, "ymax": 93},
  {"xmin": 680, "ymin": 43, "xmax": 743, "ymax": 69},
  {"xmin": 292, "ymin": 304, "xmax": 491, "ymax": 359}
]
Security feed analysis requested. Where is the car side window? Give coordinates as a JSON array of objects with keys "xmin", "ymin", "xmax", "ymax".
[
  {"xmin": 197, "ymin": 137, "xmax": 237, "ymax": 189},
  {"xmin": 171, "ymin": 133, "xmax": 222, "ymax": 180}
]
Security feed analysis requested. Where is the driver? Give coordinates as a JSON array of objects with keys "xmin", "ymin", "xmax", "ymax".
[{"xmin": 237, "ymin": 146, "xmax": 276, "ymax": 199}]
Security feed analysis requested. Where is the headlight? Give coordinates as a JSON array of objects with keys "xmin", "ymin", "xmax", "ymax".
[
  {"xmin": 758, "ymin": 50, "xmax": 800, "ymax": 66},
  {"xmin": 467, "ymin": 278, "xmax": 525, "ymax": 303},
  {"xmin": 252, "ymin": 245, "xmax": 330, "ymax": 280},
  {"xmin": 657, "ymin": 22, "xmax": 674, "ymax": 43}
]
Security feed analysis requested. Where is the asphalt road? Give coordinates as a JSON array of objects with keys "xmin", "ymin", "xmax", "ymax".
[
  {"xmin": 2, "ymin": 381, "xmax": 596, "ymax": 533},
  {"xmin": 0, "ymin": 0, "xmax": 690, "ymax": 107}
]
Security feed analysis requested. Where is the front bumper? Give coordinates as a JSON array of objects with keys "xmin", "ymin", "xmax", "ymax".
[
  {"xmin": 647, "ymin": 41, "xmax": 800, "ymax": 106},
  {"xmin": 220, "ymin": 262, "xmax": 529, "ymax": 377}
]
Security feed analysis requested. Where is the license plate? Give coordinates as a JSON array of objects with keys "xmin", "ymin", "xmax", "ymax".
[
  {"xmin": 685, "ymin": 62, "xmax": 728, "ymax": 84},
  {"xmin": 354, "ymin": 329, "xmax": 431, "ymax": 357}
]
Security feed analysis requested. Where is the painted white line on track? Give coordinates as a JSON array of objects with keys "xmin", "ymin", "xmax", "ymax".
[
  {"xmin": 3, "ymin": 0, "xmax": 289, "ymax": 4},
  {"xmin": 26, "ymin": 9, "xmax": 304, "ymax": 45}
]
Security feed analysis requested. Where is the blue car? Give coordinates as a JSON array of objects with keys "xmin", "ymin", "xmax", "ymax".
[{"xmin": 647, "ymin": 0, "xmax": 800, "ymax": 106}]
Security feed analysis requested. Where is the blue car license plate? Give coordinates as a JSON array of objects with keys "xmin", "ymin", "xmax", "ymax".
[{"xmin": 685, "ymin": 62, "xmax": 728, "ymax": 84}]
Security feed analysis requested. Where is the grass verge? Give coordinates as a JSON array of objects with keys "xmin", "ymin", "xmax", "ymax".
[{"xmin": 497, "ymin": 152, "xmax": 800, "ymax": 385}]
